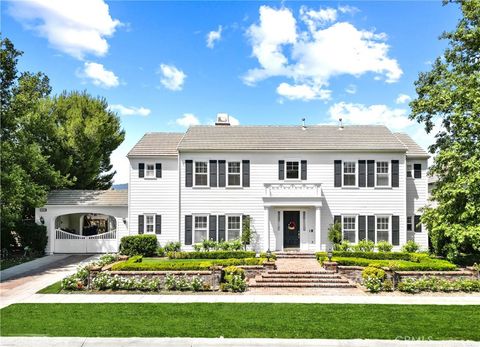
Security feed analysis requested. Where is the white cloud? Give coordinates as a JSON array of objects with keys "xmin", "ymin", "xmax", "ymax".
[
  {"xmin": 8, "ymin": 0, "xmax": 121, "ymax": 60},
  {"xmin": 228, "ymin": 115, "xmax": 240, "ymax": 125},
  {"xmin": 345, "ymin": 84, "xmax": 357, "ymax": 94},
  {"xmin": 396, "ymin": 93, "xmax": 411, "ymax": 104},
  {"xmin": 109, "ymin": 104, "xmax": 151, "ymax": 117},
  {"xmin": 277, "ymin": 82, "xmax": 331, "ymax": 101},
  {"xmin": 176, "ymin": 113, "xmax": 200, "ymax": 127},
  {"xmin": 328, "ymin": 102, "xmax": 413, "ymax": 130},
  {"xmin": 79, "ymin": 62, "xmax": 119, "ymax": 88},
  {"xmin": 158, "ymin": 64, "xmax": 186, "ymax": 91},
  {"xmin": 206, "ymin": 25, "xmax": 223, "ymax": 48},
  {"xmin": 244, "ymin": 6, "xmax": 402, "ymax": 101}
]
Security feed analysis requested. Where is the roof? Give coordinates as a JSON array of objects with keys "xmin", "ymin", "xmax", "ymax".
[
  {"xmin": 127, "ymin": 132, "xmax": 184, "ymax": 157},
  {"xmin": 177, "ymin": 125, "xmax": 408, "ymax": 152},
  {"xmin": 45, "ymin": 190, "xmax": 128, "ymax": 206},
  {"xmin": 394, "ymin": 133, "xmax": 430, "ymax": 159}
]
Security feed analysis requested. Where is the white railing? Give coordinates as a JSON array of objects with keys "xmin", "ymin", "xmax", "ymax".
[
  {"xmin": 87, "ymin": 230, "xmax": 116, "ymax": 240},
  {"xmin": 264, "ymin": 183, "xmax": 322, "ymax": 198},
  {"xmin": 55, "ymin": 229, "xmax": 84, "ymax": 240}
]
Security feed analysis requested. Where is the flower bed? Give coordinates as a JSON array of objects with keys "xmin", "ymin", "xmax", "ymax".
[{"xmin": 397, "ymin": 276, "xmax": 480, "ymax": 293}]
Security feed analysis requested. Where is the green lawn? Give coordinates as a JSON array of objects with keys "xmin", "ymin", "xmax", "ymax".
[
  {"xmin": 36, "ymin": 281, "xmax": 63, "ymax": 294},
  {"xmin": 1, "ymin": 303, "xmax": 479, "ymax": 340}
]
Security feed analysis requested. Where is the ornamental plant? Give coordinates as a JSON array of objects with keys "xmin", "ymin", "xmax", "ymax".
[
  {"xmin": 353, "ymin": 239, "xmax": 375, "ymax": 252},
  {"xmin": 377, "ymin": 241, "xmax": 393, "ymax": 252},
  {"xmin": 401, "ymin": 240, "xmax": 420, "ymax": 253},
  {"xmin": 362, "ymin": 266, "xmax": 387, "ymax": 293},
  {"xmin": 221, "ymin": 265, "xmax": 247, "ymax": 292},
  {"xmin": 327, "ymin": 222, "xmax": 342, "ymax": 246},
  {"xmin": 335, "ymin": 240, "xmax": 351, "ymax": 252}
]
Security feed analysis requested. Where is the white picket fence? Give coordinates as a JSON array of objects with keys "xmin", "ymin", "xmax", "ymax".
[{"xmin": 54, "ymin": 229, "xmax": 117, "ymax": 253}]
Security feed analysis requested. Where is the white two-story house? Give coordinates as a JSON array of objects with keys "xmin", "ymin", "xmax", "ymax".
[{"xmin": 36, "ymin": 114, "xmax": 429, "ymax": 254}]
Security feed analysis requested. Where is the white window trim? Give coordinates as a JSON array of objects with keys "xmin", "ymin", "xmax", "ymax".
[
  {"xmin": 227, "ymin": 161, "xmax": 242, "ymax": 187},
  {"xmin": 342, "ymin": 215, "xmax": 357, "ymax": 243},
  {"xmin": 342, "ymin": 161, "xmax": 357, "ymax": 188},
  {"xmin": 145, "ymin": 163, "xmax": 156, "ymax": 179},
  {"xmin": 406, "ymin": 215, "xmax": 413, "ymax": 232},
  {"xmin": 193, "ymin": 214, "xmax": 209, "ymax": 243},
  {"xmin": 285, "ymin": 159, "xmax": 301, "ymax": 181},
  {"xmin": 375, "ymin": 161, "xmax": 391, "ymax": 188},
  {"xmin": 194, "ymin": 161, "xmax": 209, "ymax": 187},
  {"xmin": 226, "ymin": 214, "xmax": 242, "ymax": 241},
  {"xmin": 375, "ymin": 215, "xmax": 391, "ymax": 244},
  {"xmin": 406, "ymin": 163, "xmax": 413, "ymax": 179},
  {"xmin": 144, "ymin": 213, "xmax": 155, "ymax": 234}
]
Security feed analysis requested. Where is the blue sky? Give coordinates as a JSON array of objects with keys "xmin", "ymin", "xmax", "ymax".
[{"xmin": 3, "ymin": 1, "xmax": 460, "ymax": 183}]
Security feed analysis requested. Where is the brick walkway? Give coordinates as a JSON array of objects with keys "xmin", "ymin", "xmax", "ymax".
[{"xmin": 275, "ymin": 258, "xmax": 326, "ymax": 272}]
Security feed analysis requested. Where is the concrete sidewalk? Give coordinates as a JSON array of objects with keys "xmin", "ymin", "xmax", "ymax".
[
  {"xmin": 0, "ymin": 337, "xmax": 478, "ymax": 347},
  {"xmin": 0, "ymin": 254, "xmax": 71, "ymax": 282},
  {"xmin": 19, "ymin": 293, "xmax": 480, "ymax": 305}
]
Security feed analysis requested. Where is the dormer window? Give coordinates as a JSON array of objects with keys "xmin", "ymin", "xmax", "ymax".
[{"xmin": 286, "ymin": 161, "xmax": 299, "ymax": 180}]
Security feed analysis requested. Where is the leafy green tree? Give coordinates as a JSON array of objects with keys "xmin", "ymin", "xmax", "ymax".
[
  {"xmin": 241, "ymin": 216, "xmax": 254, "ymax": 251},
  {"xmin": 328, "ymin": 222, "xmax": 342, "ymax": 245},
  {"xmin": 409, "ymin": 1, "xmax": 480, "ymax": 258}
]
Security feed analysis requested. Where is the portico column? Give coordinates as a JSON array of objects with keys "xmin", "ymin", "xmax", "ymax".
[
  {"xmin": 264, "ymin": 207, "xmax": 270, "ymax": 251},
  {"xmin": 315, "ymin": 206, "xmax": 321, "ymax": 251}
]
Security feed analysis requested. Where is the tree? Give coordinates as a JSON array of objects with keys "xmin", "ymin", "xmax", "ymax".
[
  {"xmin": 409, "ymin": 1, "xmax": 480, "ymax": 258},
  {"xmin": 241, "ymin": 216, "xmax": 254, "ymax": 250},
  {"xmin": 327, "ymin": 222, "xmax": 342, "ymax": 245}
]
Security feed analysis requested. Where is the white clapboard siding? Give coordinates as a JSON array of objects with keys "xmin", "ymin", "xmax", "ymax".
[{"xmin": 406, "ymin": 159, "xmax": 429, "ymax": 249}]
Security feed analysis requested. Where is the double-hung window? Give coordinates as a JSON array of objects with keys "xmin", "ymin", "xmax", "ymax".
[
  {"xmin": 376, "ymin": 161, "xmax": 389, "ymax": 186},
  {"xmin": 376, "ymin": 216, "xmax": 389, "ymax": 242},
  {"xmin": 343, "ymin": 162, "xmax": 356, "ymax": 186},
  {"xmin": 286, "ymin": 161, "xmax": 299, "ymax": 180},
  {"xmin": 145, "ymin": 164, "xmax": 155, "ymax": 178},
  {"xmin": 227, "ymin": 162, "xmax": 241, "ymax": 186},
  {"xmin": 145, "ymin": 214, "xmax": 155, "ymax": 233},
  {"xmin": 227, "ymin": 215, "xmax": 241, "ymax": 240},
  {"xmin": 406, "ymin": 216, "xmax": 413, "ymax": 231},
  {"xmin": 407, "ymin": 164, "xmax": 413, "ymax": 178},
  {"xmin": 194, "ymin": 161, "xmax": 208, "ymax": 186},
  {"xmin": 342, "ymin": 216, "xmax": 356, "ymax": 243},
  {"xmin": 194, "ymin": 215, "xmax": 208, "ymax": 243}
]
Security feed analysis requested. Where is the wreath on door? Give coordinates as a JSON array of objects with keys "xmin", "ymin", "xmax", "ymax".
[{"xmin": 287, "ymin": 220, "xmax": 297, "ymax": 231}]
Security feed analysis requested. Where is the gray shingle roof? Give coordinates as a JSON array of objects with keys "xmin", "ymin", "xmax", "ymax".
[
  {"xmin": 177, "ymin": 125, "xmax": 408, "ymax": 152},
  {"xmin": 127, "ymin": 132, "xmax": 184, "ymax": 157},
  {"xmin": 394, "ymin": 133, "xmax": 430, "ymax": 158},
  {"xmin": 46, "ymin": 190, "xmax": 128, "ymax": 206}
]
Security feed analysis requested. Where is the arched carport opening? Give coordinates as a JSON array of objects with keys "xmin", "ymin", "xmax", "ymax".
[{"xmin": 55, "ymin": 213, "xmax": 117, "ymax": 236}]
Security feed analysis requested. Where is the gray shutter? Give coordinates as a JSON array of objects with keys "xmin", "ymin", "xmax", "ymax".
[
  {"xmin": 209, "ymin": 160, "xmax": 217, "ymax": 187},
  {"xmin": 392, "ymin": 215, "xmax": 399, "ymax": 245},
  {"xmin": 138, "ymin": 163, "xmax": 145, "ymax": 178},
  {"xmin": 358, "ymin": 160, "xmax": 366, "ymax": 187},
  {"xmin": 367, "ymin": 160, "xmax": 375, "ymax": 187},
  {"xmin": 358, "ymin": 215, "xmax": 366, "ymax": 241},
  {"xmin": 333, "ymin": 215, "xmax": 341, "ymax": 225},
  {"xmin": 367, "ymin": 216, "xmax": 375, "ymax": 241},
  {"xmin": 185, "ymin": 160, "xmax": 193, "ymax": 187},
  {"xmin": 218, "ymin": 215, "xmax": 226, "ymax": 241},
  {"xmin": 155, "ymin": 163, "xmax": 162, "ymax": 178},
  {"xmin": 334, "ymin": 160, "xmax": 342, "ymax": 187},
  {"xmin": 218, "ymin": 160, "xmax": 226, "ymax": 187},
  {"xmin": 242, "ymin": 215, "xmax": 250, "ymax": 244},
  {"xmin": 242, "ymin": 160, "xmax": 250, "ymax": 187},
  {"xmin": 414, "ymin": 164, "xmax": 422, "ymax": 178},
  {"xmin": 414, "ymin": 215, "xmax": 422, "ymax": 232},
  {"xmin": 391, "ymin": 160, "xmax": 399, "ymax": 187},
  {"xmin": 301, "ymin": 160, "xmax": 307, "ymax": 180},
  {"xmin": 138, "ymin": 215, "xmax": 144, "ymax": 234},
  {"xmin": 155, "ymin": 215, "xmax": 161, "ymax": 234},
  {"xmin": 185, "ymin": 215, "xmax": 192, "ymax": 245},
  {"xmin": 278, "ymin": 160, "xmax": 285, "ymax": 180},
  {"xmin": 209, "ymin": 215, "xmax": 217, "ymax": 241}
]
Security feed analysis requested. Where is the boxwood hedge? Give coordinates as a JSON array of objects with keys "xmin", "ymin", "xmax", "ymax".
[{"xmin": 168, "ymin": 251, "xmax": 256, "ymax": 259}]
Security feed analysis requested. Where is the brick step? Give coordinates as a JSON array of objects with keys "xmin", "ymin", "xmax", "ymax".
[
  {"xmin": 254, "ymin": 277, "xmax": 350, "ymax": 284},
  {"xmin": 276, "ymin": 255, "xmax": 317, "ymax": 259},
  {"xmin": 261, "ymin": 273, "xmax": 341, "ymax": 279},
  {"xmin": 267, "ymin": 270, "xmax": 335, "ymax": 275},
  {"xmin": 249, "ymin": 282, "xmax": 357, "ymax": 288}
]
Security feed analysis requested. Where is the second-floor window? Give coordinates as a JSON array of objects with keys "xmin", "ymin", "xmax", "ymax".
[
  {"xmin": 343, "ymin": 162, "xmax": 356, "ymax": 186},
  {"xmin": 407, "ymin": 164, "xmax": 413, "ymax": 178},
  {"xmin": 407, "ymin": 216, "xmax": 413, "ymax": 231},
  {"xmin": 145, "ymin": 164, "xmax": 155, "ymax": 178},
  {"xmin": 286, "ymin": 161, "xmax": 299, "ymax": 180},
  {"xmin": 195, "ymin": 161, "xmax": 208, "ymax": 186},
  {"xmin": 228, "ymin": 162, "xmax": 241, "ymax": 186},
  {"xmin": 376, "ymin": 161, "xmax": 389, "ymax": 186}
]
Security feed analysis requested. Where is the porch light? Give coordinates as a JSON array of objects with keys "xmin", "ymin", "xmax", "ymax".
[
  {"xmin": 39, "ymin": 216, "xmax": 45, "ymax": 225},
  {"xmin": 327, "ymin": 249, "xmax": 333, "ymax": 262}
]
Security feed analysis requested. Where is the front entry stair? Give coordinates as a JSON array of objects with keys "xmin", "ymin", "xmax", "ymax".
[{"xmin": 249, "ymin": 270, "xmax": 357, "ymax": 288}]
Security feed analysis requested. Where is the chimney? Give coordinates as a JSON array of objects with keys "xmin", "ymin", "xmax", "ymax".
[
  {"xmin": 301, "ymin": 118, "xmax": 306, "ymax": 130},
  {"xmin": 215, "ymin": 112, "xmax": 230, "ymax": 126},
  {"xmin": 339, "ymin": 118, "xmax": 344, "ymax": 130}
]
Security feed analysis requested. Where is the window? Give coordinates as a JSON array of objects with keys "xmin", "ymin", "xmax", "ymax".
[
  {"xmin": 194, "ymin": 161, "xmax": 208, "ymax": 186},
  {"xmin": 194, "ymin": 216, "xmax": 208, "ymax": 243},
  {"xmin": 376, "ymin": 216, "xmax": 389, "ymax": 242},
  {"xmin": 407, "ymin": 164, "xmax": 413, "ymax": 178},
  {"xmin": 146, "ymin": 164, "xmax": 155, "ymax": 178},
  {"xmin": 145, "ymin": 214, "xmax": 155, "ymax": 233},
  {"xmin": 407, "ymin": 216, "xmax": 413, "ymax": 231},
  {"xmin": 342, "ymin": 216, "xmax": 356, "ymax": 243},
  {"xmin": 286, "ymin": 161, "xmax": 299, "ymax": 179},
  {"xmin": 227, "ymin": 216, "xmax": 241, "ymax": 240},
  {"xmin": 376, "ymin": 161, "xmax": 389, "ymax": 186},
  {"xmin": 343, "ymin": 162, "xmax": 356, "ymax": 186},
  {"xmin": 227, "ymin": 162, "xmax": 241, "ymax": 186}
]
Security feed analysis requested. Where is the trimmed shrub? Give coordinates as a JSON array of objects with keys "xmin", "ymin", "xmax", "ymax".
[
  {"xmin": 362, "ymin": 266, "xmax": 386, "ymax": 293},
  {"xmin": 221, "ymin": 266, "xmax": 247, "ymax": 292},
  {"xmin": 377, "ymin": 241, "xmax": 393, "ymax": 252},
  {"xmin": 316, "ymin": 251, "xmax": 421, "ymax": 262},
  {"xmin": 164, "ymin": 241, "xmax": 181, "ymax": 253},
  {"xmin": 259, "ymin": 251, "xmax": 277, "ymax": 260},
  {"xmin": 398, "ymin": 277, "xmax": 480, "ymax": 293},
  {"xmin": 119, "ymin": 235, "xmax": 158, "ymax": 256},
  {"xmin": 451, "ymin": 253, "xmax": 480, "ymax": 267},
  {"xmin": 168, "ymin": 250, "xmax": 256, "ymax": 259},
  {"xmin": 335, "ymin": 240, "xmax": 351, "ymax": 251},
  {"xmin": 331, "ymin": 257, "xmax": 456, "ymax": 271},
  {"xmin": 15, "ymin": 222, "xmax": 48, "ymax": 255},
  {"xmin": 401, "ymin": 240, "xmax": 420, "ymax": 253},
  {"xmin": 362, "ymin": 266, "xmax": 386, "ymax": 281},
  {"xmin": 353, "ymin": 240, "xmax": 375, "ymax": 252}
]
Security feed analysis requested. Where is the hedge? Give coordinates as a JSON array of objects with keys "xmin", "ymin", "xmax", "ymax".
[
  {"xmin": 398, "ymin": 277, "xmax": 480, "ymax": 293},
  {"xmin": 14, "ymin": 222, "xmax": 48, "ymax": 254},
  {"xmin": 323, "ymin": 256, "xmax": 457, "ymax": 271},
  {"xmin": 168, "ymin": 251, "xmax": 256, "ymax": 259},
  {"xmin": 316, "ymin": 251, "xmax": 428, "ymax": 262},
  {"xmin": 119, "ymin": 235, "xmax": 158, "ymax": 257},
  {"xmin": 111, "ymin": 257, "xmax": 265, "ymax": 271}
]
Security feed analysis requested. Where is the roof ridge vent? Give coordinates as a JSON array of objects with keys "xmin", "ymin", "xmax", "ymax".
[{"xmin": 215, "ymin": 113, "xmax": 230, "ymax": 126}]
